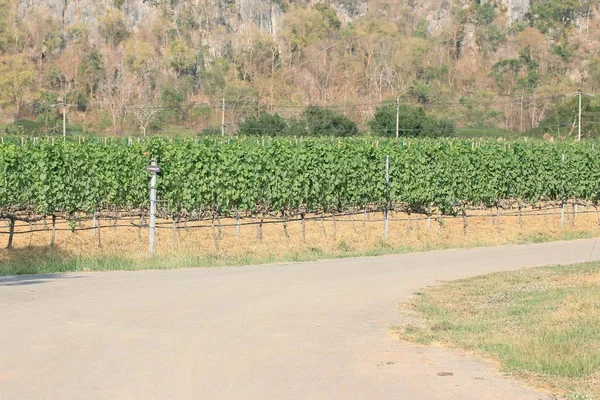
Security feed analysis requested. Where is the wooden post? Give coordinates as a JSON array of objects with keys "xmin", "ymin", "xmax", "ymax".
[
  {"xmin": 211, "ymin": 217, "xmax": 220, "ymax": 252},
  {"xmin": 362, "ymin": 208, "xmax": 367, "ymax": 240},
  {"xmin": 6, "ymin": 216, "xmax": 15, "ymax": 249},
  {"xmin": 301, "ymin": 213, "xmax": 306, "ymax": 244},
  {"xmin": 97, "ymin": 216, "xmax": 102, "ymax": 248},
  {"xmin": 50, "ymin": 214, "xmax": 57, "ymax": 247},
  {"xmin": 283, "ymin": 215, "xmax": 289, "ymax": 238},
  {"xmin": 320, "ymin": 214, "xmax": 327, "ymax": 237},
  {"xmin": 332, "ymin": 212, "xmax": 337, "ymax": 241}
]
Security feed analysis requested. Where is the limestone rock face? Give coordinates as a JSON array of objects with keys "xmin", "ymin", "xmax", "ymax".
[
  {"xmin": 16, "ymin": 0, "xmax": 529, "ymax": 40},
  {"xmin": 501, "ymin": 0, "xmax": 531, "ymax": 24},
  {"xmin": 480, "ymin": 0, "xmax": 531, "ymax": 24}
]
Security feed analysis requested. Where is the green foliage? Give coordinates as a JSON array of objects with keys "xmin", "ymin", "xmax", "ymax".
[
  {"xmin": 537, "ymin": 97, "xmax": 600, "ymax": 138},
  {"xmin": 475, "ymin": 25, "xmax": 506, "ymax": 54},
  {"xmin": 313, "ymin": 3, "xmax": 341, "ymax": 30},
  {"xmin": 412, "ymin": 19, "xmax": 429, "ymax": 39},
  {"xmin": 301, "ymin": 106, "xmax": 358, "ymax": 136},
  {"xmin": 1, "ymin": 122, "xmax": 24, "ymax": 136},
  {"xmin": 78, "ymin": 52, "xmax": 104, "ymax": 96},
  {"xmin": 335, "ymin": 0, "xmax": 362, "ymax": 16},
  {"xmin": 409, "ymin": 80, "xmax": 432, "ymax": 104},
  {"xmin": 369, "ymin": 103, "xmax": 454, "ymax": 137},
  {"xmin": 34, "ymin": 91, "xmax": 61, "ymax": 134},
  {"xmin": 99, "ymin": 9, "xmax": 130, "ymax": 47},
  {"xmin": 0, "ymin": 54, "xmax": 36, "ymax": 111},
  {"xmin": 67, "ymin": 89, "xmax": 88, "ymax": 112},
  {"xmin": 474, "ymin": 3, "xmax": 496, "ymax": 25},
  {"xmin": 168, "ymin": 39, "xmax": 198, "ymax": 76},
  {"xmin": 587, "ymin": 58, "xmax": 600, "ymax": 93},
  {"xmin": 0, "ymin": 0, "xmax": 14, "ymax": 52},
  {"xmin": 282, "ymin": 8, "xmax": 330, "ymax": 49},
  {"xmin": 492, "ymin": 51, "xmax": 539, "ymax": 93},
  {"xmin": 1, "ymin": 138, "xmax": 599, "ymax": 218},
  {"xmin": 200, "ymin": 126, "xmax": 221, "ymax": 136},
  {"xmin": 237, "ymin": 107, "xmax": 358, "ymax": 136},
  {"xmin": 237, "ymin": 113, "xmax": 288, "ymax": 136},
  {"xmin": 161, "ymin": 79, "xmax": 193, "ymax": 120},
  {"xmin": 528, "ymin": 0, "xmax": 586, "ymax": 30}
]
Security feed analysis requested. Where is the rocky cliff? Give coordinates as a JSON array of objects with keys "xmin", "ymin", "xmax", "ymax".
[{"xmin": 17, "ymin": 0, "xmax": 530, "ymax": 39}]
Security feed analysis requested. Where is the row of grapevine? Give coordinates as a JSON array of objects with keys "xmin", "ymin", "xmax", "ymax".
[{"xmin": 0, "ymin": 137, "xmax": 599, "ymax": 219}]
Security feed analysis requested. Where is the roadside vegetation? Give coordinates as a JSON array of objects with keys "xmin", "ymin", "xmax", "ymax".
[
  {"xmin": 395, "ymin": 262, "xmax": 600, "ymax": 399},
  {"xmin": 0, "ymin": 216, "xmax": 596, "ymax": 275}
]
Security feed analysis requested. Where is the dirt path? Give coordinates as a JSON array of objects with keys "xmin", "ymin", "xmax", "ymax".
[{"xmin": 2, "ymin": 238, "xmax": 600, "ymax": 400}]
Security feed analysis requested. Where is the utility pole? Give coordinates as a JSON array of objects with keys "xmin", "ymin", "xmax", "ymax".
[
  {"xmin": 221, "ymin": 98, "xmax": 225, "ymax": 136},
  {"xmin": 567, "ymin": 89, "xmax": 595, "ymax": 141},
  {"xmin": 62, "ymin": 100, "xmax": 67, "ymax": 141},
  {"xmin": 395, "ymin": 98, "xmax": 400, "ymax": 138},
  {"xmin": 53, "ymin": 99, "xmax": 73, "ymax": 142},
  {"xmin": 577, "ymin": 89, "xmax": 582, "ymax": 141},
  {"xmin": 520, "ymin": 91, "xmax": 524, "ymax": 132}
]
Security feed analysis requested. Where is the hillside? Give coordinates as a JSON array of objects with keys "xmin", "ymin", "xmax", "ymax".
[{"xmin": 0, "ymin": 0, "xmax": 599, "ymax": 136}]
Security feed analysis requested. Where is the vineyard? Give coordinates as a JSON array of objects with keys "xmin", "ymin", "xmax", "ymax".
[{"xmin": 1, "ymin": 137, "xmax": 600, "ymax": 254}]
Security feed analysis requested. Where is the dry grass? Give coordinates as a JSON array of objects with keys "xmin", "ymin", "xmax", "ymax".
[
  {"xmin": 394, "ymin": 262, "xmax": 600, "ymax": 400},
  {"xmin": 0, "ymin": 205, "xmax": 598, "ymax": 275}
]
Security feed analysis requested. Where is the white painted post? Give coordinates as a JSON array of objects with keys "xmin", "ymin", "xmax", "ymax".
[
  {"xmin": 578, "ymin": 89, "xmax": 582, "ymax": 141},
  {"xmin": 384, "ymin": 154, "xmax": 390, "ymax": 239},
  {"xmin": 395, "ymin": 98, "xmax": 400, "ymax": 139},
  {"xmin": 561, "ymin": 153, "xmax": 565, "ymax": 230},
  {"xmin": 147, "ymin": 158, "xmax": 161, "ymax": 255},
  {"xmin": 221, "ymin": 98, "xmax": 225, "ymax": 136}
]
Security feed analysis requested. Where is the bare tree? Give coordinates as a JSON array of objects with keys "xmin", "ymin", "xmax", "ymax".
[
  {"xmin": 99, "ymin": 57, "xmax": 137, "ymax": 135},
  {"xmin": 133, "ymin": 104, "xmax": 162, "ymax": 137}
]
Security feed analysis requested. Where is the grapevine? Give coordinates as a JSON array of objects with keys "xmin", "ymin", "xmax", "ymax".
[{"xmin": 1, "ymin": 137, "xmax": 599, "ymax": 222}]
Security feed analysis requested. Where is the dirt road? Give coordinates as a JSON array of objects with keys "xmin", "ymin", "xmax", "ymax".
[{"xmin": 2, "ymin": 238, "xmax": 599, "ymax": 399}]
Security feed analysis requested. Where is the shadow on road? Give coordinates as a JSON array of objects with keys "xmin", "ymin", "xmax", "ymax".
[{"xmin": 0, "ymin": 274, "xmax": 87, "ymax": 286}]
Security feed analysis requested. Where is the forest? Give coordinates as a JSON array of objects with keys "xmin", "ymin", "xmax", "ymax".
[{"xmin": 0, "ymin": 0, "xmax": 600, "ymax": 138}]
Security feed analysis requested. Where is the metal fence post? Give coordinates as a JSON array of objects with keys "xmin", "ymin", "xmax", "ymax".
[{"xmin": 147, "ymin": 158, "xmax": 161, "ymax": 255}]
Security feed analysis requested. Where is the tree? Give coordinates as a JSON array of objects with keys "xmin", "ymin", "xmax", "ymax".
[
  {"xmin": 78, "ymin": 52, "xmax": 105, "ymax": 98},
  {"xmin": 369, "ymin": 103, "xmax": 454, "ymax": 137},
  {"xmin": 0, "ymin": 0, "xmax": 18, "ymax": 53},
  {"xmin": 516, "ymin": 28, "xmax": 547, "ymax": 64},
  {"xmin": 0, "ymin": 54, "xmax": 36, "ymax": 116},
  {"xmin": 237, "ymin": 113, "xmax": 288, "ymax": 136},
  {"xmin": 99, "ymin": 9, "xmax": 130, "ymax": 47},
  {"xmin": 133, "ymin": 104, "xmax": 162, "ymax": 137},
  {"xmin": 301, "ymin": 106, "xmax": 358, "ymax": 136},
  {"xmin": 473, "ymin": 3, "xmax": 496, "ymax": 25},
  {"xmin": 34, "ymin": 91, "xmax": 61, "ymax": 134},
  {"xmin": 167, "ymin": 39, "xmax": 197, "ymax": 77},
  {"xmin": 99, "ymin": 64, "xmax": 137, "ymax": 134},
  {"xmin": 537, "ymin": 96, "xmax": 600, "ymax": 138}
]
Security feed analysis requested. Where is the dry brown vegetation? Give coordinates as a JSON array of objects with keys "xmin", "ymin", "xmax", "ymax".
[{"xmin": 1, "ymin": 205, "xmax": 598, "ymax": 275}]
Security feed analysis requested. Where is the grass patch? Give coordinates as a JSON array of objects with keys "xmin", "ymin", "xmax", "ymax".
[
  {"xmin": 1, "ymin": 228, "xmax": 599, "ymax": 276},
  {"xmin": 394, "ymin": 262, "xmax": 600, "ymax": 399},
  {"xmin": 0, "ymin": 244, "xmax": 416, "ymax": 276}
]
